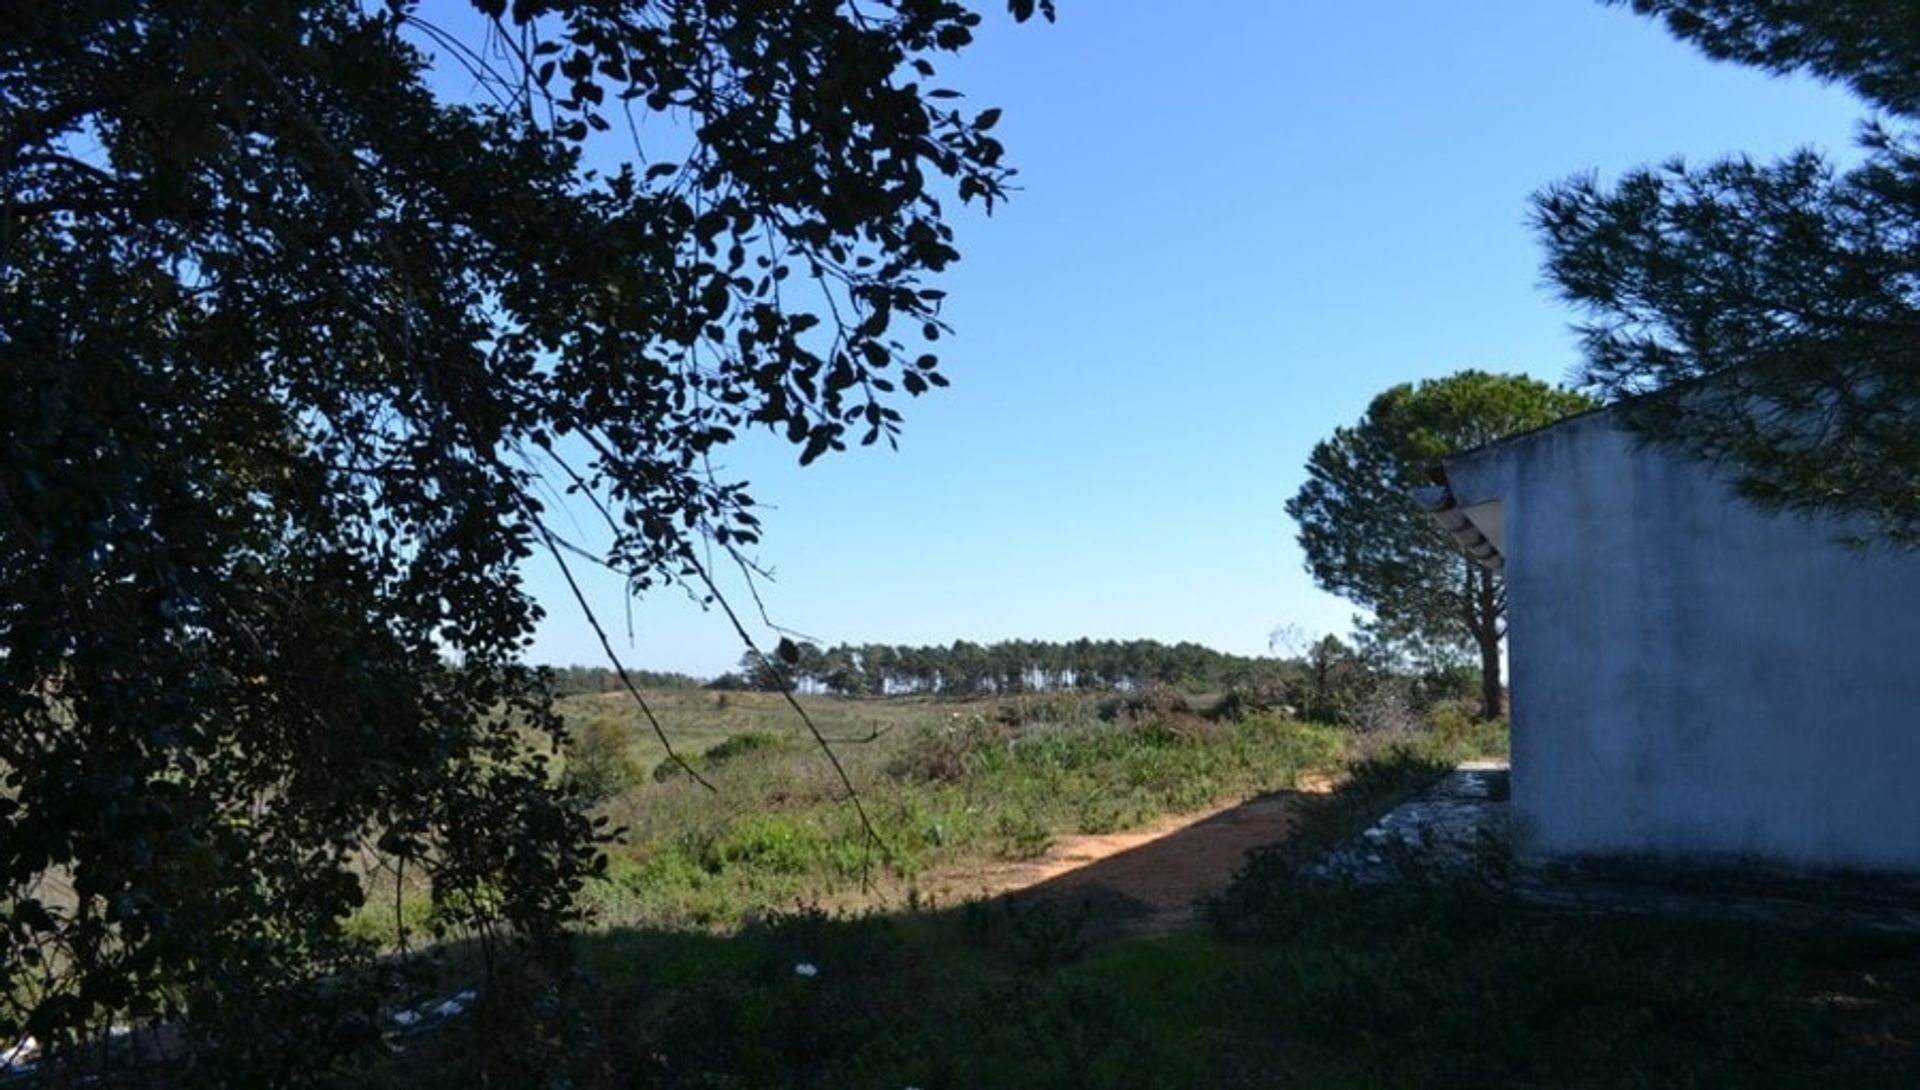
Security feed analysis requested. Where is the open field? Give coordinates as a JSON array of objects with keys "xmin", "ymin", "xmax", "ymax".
[
  {"xmin": 559, "ymin": 687, "xmax": 1405, "ymax": 929},
  {"xmin": 527, "ymin": 685, "xmax": 1504, "ymax": 928},
  {"xmin": 345, "ymin": 692, "xmax": 1920, "ymax": 1089},
  {"xmin": 54, "ymin": 685, "xmax": 1917, "ymax": 1089},
  {"xmin": 379, "ymin": 729, "xmax": 1920, "ymax": 1090}
]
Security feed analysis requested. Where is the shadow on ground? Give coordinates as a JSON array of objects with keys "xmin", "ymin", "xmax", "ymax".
[
  {"xmin": 375, "ymin": 750, "xmax": 1920, "ymax": 1090},
  {"xmin": 982, "ymin": 786, "xmax": 1326, "ymax": 939}
]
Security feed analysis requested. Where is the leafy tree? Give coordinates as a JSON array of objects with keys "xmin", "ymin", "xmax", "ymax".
[
  {"xmin": 1535, "ymin": 0, "xmax": 1920, "ymax": 543},
  {"xmin": 1295, "ymin": 634, "xmax": 1368, "ymax": 723},
  {"xmin": 0, "ymin": 0, "xmax": 1048, "ymax": 1079},
  {"xmin": 1286, "ymin": 371, "xmax": 1595, "ymax": 720},
  {"xmin": 816, "ymin": 645, "xmax": 864, "ymax": 696}
]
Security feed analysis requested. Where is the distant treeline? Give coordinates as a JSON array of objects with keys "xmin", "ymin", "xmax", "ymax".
[
  {"xmin": 548, "ymin": 664, "xmax": 704, "ymax": 696},
  {"xmin": 710, "ymin": 638, "xmax": 1280, "ymax": 697},
  {"xmin": 549, "ymin": 633, "xmax": 1482, "ymax": 723}
]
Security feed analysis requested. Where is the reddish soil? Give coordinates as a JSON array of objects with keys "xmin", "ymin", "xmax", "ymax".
[{"xmin": 903, "ymin": 775, "xmax": 1336, "ymax": 936}]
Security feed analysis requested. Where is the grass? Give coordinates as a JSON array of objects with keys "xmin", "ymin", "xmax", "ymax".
[
  {"xmin": 1187, "ymin": 850, "xmax": 1920, "ymax": 1087},
  {"xmin": 353, "ymin": 690, "xmax": 1920, "ymax": 1088},
  {"xmin": 42, "ymin": 686, "xmax": 1920, "ymax": 1088},
  {"xmin": 382, "ymin": 741, "xmax": 1920, "ymax": 1089},
  {"xmin": 347, "ymin": 685, "xmax": 1483, "ymax": 947},
  {"xmin": 565, "ymin": 688, "xmax": 1378, "ymax": 930}
]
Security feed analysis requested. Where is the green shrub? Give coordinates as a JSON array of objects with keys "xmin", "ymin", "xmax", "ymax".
[
  {"xmin": 1422, "ymin": 697, "xmax": 1480, "ymax": 739},
  {"xmin": 886, "ymin": 715, "xmax": 1005, "ymax": 783},
  {"xmin": 994, "ymin": 691, "xmax": 1089, "ymax": 726},
  {"xmin": 994, "ymin": 808, "xmax": 1053, "ymax": 860},
  {"xmin": 1096, "ymin": 683, "xmax": 1193, "ymax": 723},
  {"xmin": 562, "ymin": 711, "xmax": 646, "ymax": 803},
  {"xmin": 652, "ymin": 729, "xmax": 789, "ymax": 782},
  {"xmin": 704, "ymin": 730, "xmax": 785, "ymax": 764},
  {"xmin": 1421, "ymin": 700, "xmax": 1509, "ymax": 759},
  {"xmin": 701, "ymin": 814, "xmax": 828, "ymax": 875}
]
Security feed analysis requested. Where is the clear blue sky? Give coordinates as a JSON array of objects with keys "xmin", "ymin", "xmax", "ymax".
[{"xmin": 515, "ymin": 1, "xmax": 1868, "ymax": 677}]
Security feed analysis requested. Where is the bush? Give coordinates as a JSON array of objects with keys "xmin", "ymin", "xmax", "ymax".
[
  {"xmin": 1412, "ymin": 664, "xmax": 1481, "ymax": 708},
  {"xmin": 886, "ymin": 715, "xmax": 1006, "ymax": 784},
  {"xmin": 1348, "ymin": 682, "xmax": 1422, "ymax": 736},
  {"xmin": 1422, "ymin": 698, "xmax": 1479, "ymax": 739},
  {"xmin": 1422, "ymin": 700, "xmax": 1510, "ymax": 759},
  {"xmin": 563, "ymin": 712, "xmax": 647, "ymax": 803},
  {"xmin": 653, "ymin": 729, "xmax": 787, "ymax": 782},
  {"xmin": 704, "ymin": 730, "xmax": 785, "ymax": 765},
  {"xmin": 994, "ymin": 691, "xmax": 1089, "ymax": 727},
  {"xmin": 702, "ymin": 815, "xmax": 829, "ymax": 875},
  {"xmin": 1211, "ymin": 687, "xmax": 1299, "ymax": 722},
  {"xmin": 994, "ymin": 808, "xmax": 1053, "ymax": 860},
  {"xmin": 1096, "ymin": 683, "xmax": 1193, "ymax": 723}
]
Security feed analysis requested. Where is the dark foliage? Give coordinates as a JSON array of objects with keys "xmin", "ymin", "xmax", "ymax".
[
  {"xmin": 0, "ymin": 0, "xmax": 1047, "ymax": 1079},
  {"xmin": 1538, "ymin": 1, "xmax": 1920, "ymax": 543},
  {"xmin": 1618, "ymin": 1, "xmax": 1920, "ymax": 116}
]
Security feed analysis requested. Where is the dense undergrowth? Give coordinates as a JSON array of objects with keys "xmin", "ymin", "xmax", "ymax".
[
  {"xmin": 580, "ymin": 691, "xmax": 1338, "ymax": 929},
  {"xmin": 347, "ymin": 686, "xmax": 1496, "ymax": 940},
  {"xmin": 562, "ymin": 688, "xmax": 1503, "ymax": 930},
  {"xmin": 357, "ymin": 690, "xmax": 1920, "ymax": 1088},
  {"xmin": 378, "ymin": 737, "xmax": 1920, "ymax": 1090}
]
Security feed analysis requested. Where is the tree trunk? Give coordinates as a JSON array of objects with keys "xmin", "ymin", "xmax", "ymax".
[
  {"xmin": 1474, "ymin": 566, "xmax": 1506, "ymax": 721},
  {"xmin": 1477, "ymin": 628, "xmax": 1505, "ymax": 721}
]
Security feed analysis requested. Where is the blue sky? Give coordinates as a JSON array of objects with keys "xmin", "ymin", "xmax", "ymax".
[{"xmin": 514, "ymin": 1, "xmax": 1869, "ymax": 677}]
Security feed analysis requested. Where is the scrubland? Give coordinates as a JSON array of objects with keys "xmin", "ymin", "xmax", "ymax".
[{"xmin": 375, "ymin": 691, "xmax": 1919, "ymax": 1089}]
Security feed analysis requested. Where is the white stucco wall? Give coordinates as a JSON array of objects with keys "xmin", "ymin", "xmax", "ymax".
[{"xmin": 1445, "ymin": 411, "xmax": 1920, "ymax": 875}]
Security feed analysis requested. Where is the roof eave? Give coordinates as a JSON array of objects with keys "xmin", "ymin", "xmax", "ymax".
[{"xmin": 1412, "ymin": 483, "xmax": 1504, "ymax": 571}]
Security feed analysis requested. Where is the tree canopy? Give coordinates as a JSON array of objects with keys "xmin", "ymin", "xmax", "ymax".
[
  {"xmin": 1286, "ymin": 371, "xmax": 1595, "ymax": 720},
  {"xmin": 1535, "ymin": 0, "xmax": 1920, "ymax": 543},
  {"xmin": 0, "ymin": 0, "xmax": 1047, "ymax": 1079}
]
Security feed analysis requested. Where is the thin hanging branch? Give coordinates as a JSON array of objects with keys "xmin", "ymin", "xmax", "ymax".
[
  {"xmin": 529, "ymin": 514, "xmax": 716, "ymax": 792},
  {"xmin": 681, "ymin": 544, "xmax": 890, "ymax": 890}
]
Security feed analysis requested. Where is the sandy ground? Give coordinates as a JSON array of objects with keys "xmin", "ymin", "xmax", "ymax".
[{"xmin": 895, "ymin": 774, "xmax": 1337, "ymax": 936}]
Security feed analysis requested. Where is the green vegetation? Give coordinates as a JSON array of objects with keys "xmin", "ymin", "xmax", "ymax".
[
  {"xmin": 549, "ymin": 665, "xmax": 705, "ymax": 696},
  {"xmin": 12, "ymin": 0, "xmax": 1915, "ymax": 1082},
  {"xmin": 381, "ymin": 742, "xmax": 1920, "ymax": 1090},
  {"xmin": 711, "ymin": 636, "xmax": 1292, "ymax": 696},
  {"xmin": 560, "ymin": 688, "xmax": 1366, "ymax": 930},
  {"xmin": 398, "ymin": 693, "xmax": 1905, "ymax": 1089},
  {"xmin": 2, "ymin": 0, "xmax": 1051, "ymax": 1076},
  {"xmin": 449, "ymin": 683, "xmax": 1498, "ymax": 937}
]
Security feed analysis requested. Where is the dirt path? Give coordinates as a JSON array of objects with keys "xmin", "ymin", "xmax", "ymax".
[{"xmin": 904, "ymin": 775, "xmax": 1336, "ymax": 936}]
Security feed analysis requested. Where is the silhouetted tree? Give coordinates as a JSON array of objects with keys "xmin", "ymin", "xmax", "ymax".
[
  {"xmin": 0, "ymin": 0, "xmax": 1049, "ymax": 1077},
  {"xmin": 1538, "ymin": 0, "xmax": 1920, "ymax": 543}
]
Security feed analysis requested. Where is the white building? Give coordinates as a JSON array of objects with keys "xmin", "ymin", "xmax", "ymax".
[{"xmin": 1418, "ymin": 408, "xmax": 1920, "ymax": 875}]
